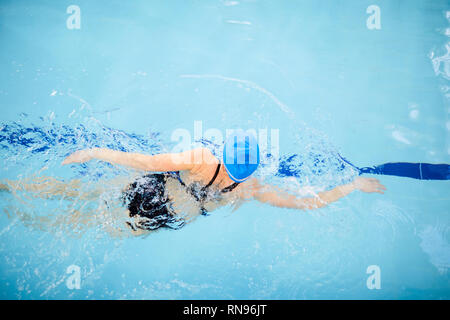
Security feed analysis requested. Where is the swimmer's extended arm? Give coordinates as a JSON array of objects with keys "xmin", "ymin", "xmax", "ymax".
[
  {"xmin": 249, "ymin": 177, "xmax": 385, "ymax": 210},
  {"xmin": 62, "ymin": 147, "xmax": 213, "ymax": 172}
]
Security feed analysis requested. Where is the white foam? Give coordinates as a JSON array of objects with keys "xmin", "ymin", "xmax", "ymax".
[
  {"xmin": 409, "ymin": 109, "xmax": 419, "ymax": 120},
  {"xmin": 223, "ymin": 0, "xmax": 239, "ymax": 6},
  {"xmin": 226, "ymin": 20, "xmax": 252, "ymax": 25},
  {"xmin": 392, "ymin": 130, "xmax": 412, "ymax": 145},
  {"xmin": 431, "ymin": 43, "xmax": 450, "ymax": 80}
]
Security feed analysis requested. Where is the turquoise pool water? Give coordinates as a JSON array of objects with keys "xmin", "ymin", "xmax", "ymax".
[{"xmin": 0, "ymin": 0, "xmax": 449, "ymax": 299}]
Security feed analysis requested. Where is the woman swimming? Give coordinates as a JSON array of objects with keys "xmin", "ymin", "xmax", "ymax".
[
  {"xmin": 71, "ymin": 130, "xmax": 388, "ymax": 232},
  {"xmin": 1, "ymin": 129, "xmax": 386, "ymax": 236},
  {"xmin": 3, "ymin": 127, "xmax": 449, "ymax": 237}
]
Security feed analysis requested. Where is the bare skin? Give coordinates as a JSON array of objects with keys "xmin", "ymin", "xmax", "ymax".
[
  {"xmin": 61, "ymin": 147, "xmax": 386, "ymax": 210},
  {"xmin": 2, "ymin": 147, "xmax": 386, "ymax": 237}
]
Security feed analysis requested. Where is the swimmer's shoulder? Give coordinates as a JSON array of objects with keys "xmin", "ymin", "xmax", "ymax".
[{"xmin": 189, "ymin": 147, "xmax": 219, "ymax": 173}]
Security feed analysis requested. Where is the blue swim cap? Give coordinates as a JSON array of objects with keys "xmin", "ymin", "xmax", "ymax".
[{"xmin": 223, "ymin": 130, "xmax": 260, "ymax": 183}]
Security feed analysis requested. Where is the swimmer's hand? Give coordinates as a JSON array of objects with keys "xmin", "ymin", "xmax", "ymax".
[
  {"xmin": 352, "ymin": 177, "xmax": 386, "ymax": 194},
  {"xmin": 62, "ymin": 149, "xmax": 95, "ymax": 165}
]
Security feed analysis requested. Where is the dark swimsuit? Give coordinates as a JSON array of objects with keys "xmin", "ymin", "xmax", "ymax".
[{"xmin": 122, "ymin": 163, "xmax": 240, "ymax": 231}]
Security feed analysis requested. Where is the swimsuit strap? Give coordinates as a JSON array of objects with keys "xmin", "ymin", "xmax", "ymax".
[
  {"xmin": 203, "ymin": 163, "xmax": 241, "ymax": 193},
  {"xmin": 197, "ymin": 164, "xmax": 221, "ymax": 216},
  {"xmin": 173, "ymin": 171, "xmax": 186, "ymax": 187},
  {"xmin": 174, "ymin": 164, "xmax": 240, "ymax": 193},
  {"xmin": 202, "ymin": 163, "xmax": 241, "ymax": 193},
  {"xmin": 174, "ymin": 163, "xmax": 240, "ymax": 216},
  {"xmin": 221, "ymin": 182, "xmax": 240, "ymax": 193}
]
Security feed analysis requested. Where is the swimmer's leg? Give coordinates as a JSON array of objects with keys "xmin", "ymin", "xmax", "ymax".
[
  {"xmin": 1, "ymin": 174, "xmax": 138, "ymax": 201},
  {"xmin": 3, "ymin": 200, "xmax": 98, "ymax": 234},
  {"xmin": 1, "ymin": 176, "xmax": 102, "ymax": 200},
  {"xmin": 359, "ymin": 163, "xmax": 450, "ymax": 180},
  {"xmin": 5, "ymin": 197, "xmax": 136, "ymax": 238}
]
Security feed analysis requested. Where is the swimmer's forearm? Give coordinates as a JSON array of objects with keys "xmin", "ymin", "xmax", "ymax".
[
  {"xmin": 294, "ymin": 178, "xmax": 385, "ymax": 209},
  {"xmin": 254, "ymin": 182, "xmax": 356, "ymax": 210},
  {"xmin": 310, "ymin": 183, "xmax": 356, "ymax": 209},
  {"xmin": 278, "ymin": 183, "xmax": 356, "ymax": 210}
]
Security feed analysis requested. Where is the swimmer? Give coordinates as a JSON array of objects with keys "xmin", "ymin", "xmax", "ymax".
[{"xmin": 0, "ymin": 130, "xmax": 386, "ymax": 236}]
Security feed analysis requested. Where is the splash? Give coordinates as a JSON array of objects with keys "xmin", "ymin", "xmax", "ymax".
[
  {"xmin": 0, "ymin": 114, "xmax": 164, "ymax": 180},
  {"xmin": 431, "ymin": 43, "xmax": 450, "ymax": 81}
]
